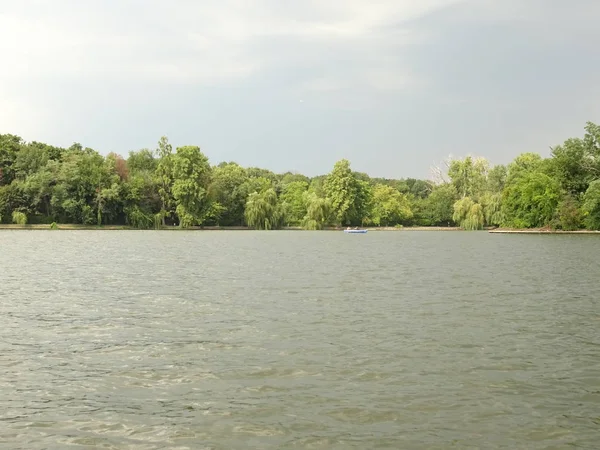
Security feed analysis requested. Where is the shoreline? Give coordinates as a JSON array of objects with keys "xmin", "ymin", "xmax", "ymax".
[
  {"xmin": 489, "ymin": 228, "xmax": 600, "ymax": 234},
  {"xmin": 2, "ymin": 224, "xmax": 599, "ymax": 233},
  {"xmin": 0, "ymin": 224, "xmax": 462, "ymax": 231}
]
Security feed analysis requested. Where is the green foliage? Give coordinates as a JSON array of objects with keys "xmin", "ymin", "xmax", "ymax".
[
  {"xmin": 0, "ymin": 134, "xmax": 24, "ymax": 186},
  {"xmin": 448, "ymin": 156, "xmax": 489, "ymax": 200},
  {"xmin": 505, "ymin": 153, "xmax": 545, "ymax": 185},
  {"xmin": 1, "ymin": 121, "xmax": 599, "ymax": 231},
  {"xmin": 323, "ymin": 159, "xmax": 370, "ymax": 226},
  {"xmin": 244, "ymin": 188, "xmax": 283, "ymax": 230},
  {"xmin": 172, "ymin": 145, "xmax": 212, "ymax": 228},
  {"xmin": 302, "ymin": 192, "xmax": 332, "ymax": 230},
  {"xmin": 418, "ymin": 183, "xmax": 458, "ymax": 226},
  {"xmin": 128, "ymin": 149, "xmax": 157, "ymax": 173},
  {"xmin": 125, "ymin": 205, "xmax": 154, "ymax": 229},
  {"xmin": 453, "ymin": 197, "xmax": 484, "ymax": 230},
  {"xmin": 487, "ymin": 165, "xmax": 507, "ymax": 193},
  {"xmin": 502, "ymin": 171, "xmax": 561, "ymax": 228},
  {"xmin": 369, "ymin": 184, "xmax": 413, "ymax": 226},
  {"xmin": 582, "ymin": 180, "xmax": 600, "ymax": 230},
  {"xmin": 555, "ymin": 195, "xmax": 583, "ymax": 231},
  {"xmin": 12, "ymin": 211, "xmax": 27, "ymax": 225},
  {"xmin": 280, "ymin": 181, "xmax": 309, "ymax": 225},
  {"xmin": 208, "ymin": 163, "xmax": 249, "ymax": 226},
  {"xmin": 480, "ymin": 192, "xmax": 503, "ymax": 226},
  {"xmin": 50, "ymin": 222, "xmax": 58, "ymax": 230},
  {"xmin": 154, "ymin": 136, "xmax": 175, "ymax": 225}
]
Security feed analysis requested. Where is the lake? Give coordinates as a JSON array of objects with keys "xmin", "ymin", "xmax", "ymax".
[{"xmin": 0, "ymin": 230, "xmax": 599, "ymax": 449}]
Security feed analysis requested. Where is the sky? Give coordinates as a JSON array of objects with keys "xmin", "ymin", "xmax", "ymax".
[{"xmin": 1, "ymin": 0, "xmax": 599, "ymax": 179}]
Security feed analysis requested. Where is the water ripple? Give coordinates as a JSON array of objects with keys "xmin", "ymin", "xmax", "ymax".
[{"xmin": 0, "ymin": 230, "xmax": 599, "ymax": 449}]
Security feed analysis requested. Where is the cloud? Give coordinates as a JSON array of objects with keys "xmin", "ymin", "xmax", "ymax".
[
  {"xmin": 0, "ymin": 0, "xmax": 458, "ymax": 84},
  {"xmin": 2, "ymin": 0, "xmax": 598, "ymax": 178},
  {"xmin": 0, "ymin": 0, "xmax": 458, "ymax": 138}
]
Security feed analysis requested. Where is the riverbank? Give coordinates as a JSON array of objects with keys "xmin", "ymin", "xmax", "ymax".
[
  {"xmin": 0, "ymin": 224, "xmax": 462, "ymax": 231},
  {"xmin": 489, "ymin": 228, "xmax": 600, "ymax": 234}
]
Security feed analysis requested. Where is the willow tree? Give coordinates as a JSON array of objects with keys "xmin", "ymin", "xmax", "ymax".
[
  {"xmin": 480, "ymin": 192, "xmax": 503, "ymax": 226},
  {"xmin": 171, "ymin": 145, "xmax": 212, "ymax": 228},
  {"xmin": 244, "ymin": 188, "xmax": 283, "ymax": 230},
  {"xmin": 302, "ymin": 192, "xmax": 331, "ymax": 230},
  {"xmin": 453, "ymin": 197, "xmax": 484, "ymax": 230}
]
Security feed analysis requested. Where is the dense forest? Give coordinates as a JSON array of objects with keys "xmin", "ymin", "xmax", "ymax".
[{"xmin": 1, "ymin": 122, "xmax": 600, "ymax": 230}]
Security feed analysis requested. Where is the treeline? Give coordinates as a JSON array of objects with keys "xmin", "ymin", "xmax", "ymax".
[{"xmin": 1, "ymin": 122, "xmax": 600, "ymax": 230}]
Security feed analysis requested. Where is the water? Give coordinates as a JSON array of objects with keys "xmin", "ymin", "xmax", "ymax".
[{"xmin": 0, "ymin": 230, "xmax": 599, "ymax": 449}]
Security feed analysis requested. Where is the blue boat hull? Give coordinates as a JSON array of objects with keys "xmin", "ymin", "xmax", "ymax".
[{"xmin": 344, "ymin": 229, "xmax": 368, "ymax": 233}]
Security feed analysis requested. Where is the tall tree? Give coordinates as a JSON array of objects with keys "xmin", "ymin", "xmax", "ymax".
[
  {"xmin": 154, "ymin": 136, "xmax": 175, "ymax": 225},
  {"xmin": 171, "ymin": 145, "xmax": 212, "ymax": 228},
  {"xmin": 323, "ymin": 159, "xmax": 368, "ymax": 226}
]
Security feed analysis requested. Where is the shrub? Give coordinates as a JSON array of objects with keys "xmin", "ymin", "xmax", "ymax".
[{"xmin": 12, "ymin": 211, "xmax": 27, "ymax": 225}]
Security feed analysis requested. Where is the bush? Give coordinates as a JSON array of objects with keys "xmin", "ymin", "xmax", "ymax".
[{"xmin": 11, "ymin": 211, "xmax": 27, "ymax": 225}]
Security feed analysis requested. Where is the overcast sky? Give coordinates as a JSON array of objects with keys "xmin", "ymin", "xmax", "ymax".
[{"xmin": 1, "ymin": 0, "xmax": 599, "ymax": 179}]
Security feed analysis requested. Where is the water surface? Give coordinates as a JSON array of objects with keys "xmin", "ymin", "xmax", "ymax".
[{"xmin": 1, "ymin": 230, "xmax": 599, "ymax": 449}]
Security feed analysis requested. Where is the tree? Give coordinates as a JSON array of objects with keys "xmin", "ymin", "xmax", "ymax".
[
  {"xmin": 244, "ymin": 188, "xmax": 283, "ymax": 230},
  {"xmin": 0, "ymin": 134, "xmax": 24, "ymax": 185},
  {"xmin": 323, "ymin": 159, "xmax": 368, "ymax": 226},
  {"xmin": 171, "ymin": 145, "xmax": 212, "ymax": 228},
  {"xmin": 453, "ymin": 197, "xmax": 484, "ymax": 230},
  {"xmin": 123, "ymin": 170, "xmax": 161, "ymax": 229},
  {"xmin": 49, "ymin": 147, "xmax": 111, "ymax": 224},
  {"xmin": 208, "ymin": 162, "xmax": 249, "ymax": 226},
  {"xmin": 555, "ymin": 195, "xmax": 583, "ymax": 231},
  {"xmin": 369, "ymin": 184, "xmax": 413, "ymax": 226},
  {"xmin": 505, "ymin": 153, "xmax": 545, "ymax": 185},
  {"xmin": 280, "ymin": 172, "xmax": 310, "ymax": 185},
  {"xmin": 13, "ymin": 143, "xmax": 50, "ymax": 179},
  {"xmin": 280, "ymin": 181, "xmax": 309, "ymax": 225},
  {"xmin": 448, "ymin": 156, "xmax": 489, "ymax": 200},
  {"xmin": 479, "ymin": 192, "xmax": 503, "ymax": 227},
  {"xmin": 582, "ymin": 180, "xmax": 600, "ymax": 230},
  {"xmin": 420, "ymin": 183, "xmax": 458, "ymax": 226},
  {"xmin": 154, "ymin": 136, "xmax": 175, "ymax": 225},
  {"xmin": 302, "ymin": 192, "xmax": 332, "ymax": 230},
  {"xmin": 486, "ymin": 165, "xmax": 507, "ymax": 193},
  {"xmin": 501, "ymin": 171, "xmax": 561, "ymax": 228},
  {"xmin": 128, "ymin": 149, "xmax": 157, "ymax": 174}
]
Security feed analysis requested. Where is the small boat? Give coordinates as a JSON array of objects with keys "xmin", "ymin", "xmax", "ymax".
[{"xmin": 344, "ymin": 228, "xmax": 368, "ymax": 234}]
